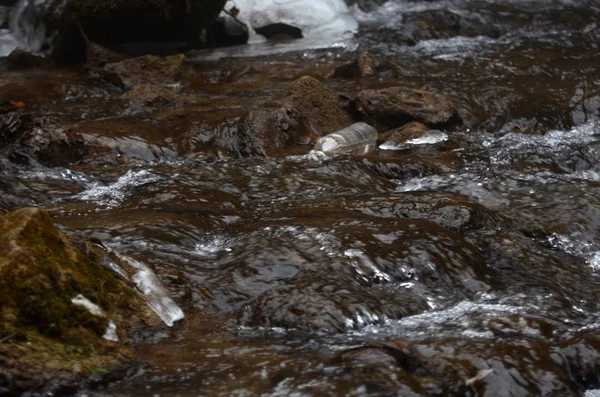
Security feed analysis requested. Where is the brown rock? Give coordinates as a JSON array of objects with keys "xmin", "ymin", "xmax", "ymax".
[
  {"xmin": 0, "ymin": 207, "xmax": 164, "ymax": 394},
  {"xmin": 119, "ymin": 85, "xmax": 192, "ymax": 116},
  {"xmin": 103, "ymin": 54, "xmax": 187, "ymax": 90},
  {"xmin": 85, "ymin": 42, "xmax": 125, "ymax": 72},
  {"xmin": 282, "ymin": 76, "xmax": 354, "ymax": 135},
  {"xmin": 214, "ymin": 108, "xmax": 311, "ymax": 158},
  {"xmin": 380, "ymin": 121, "xmax": 430, "ymax": 144},
  {"xmin": 2, "ymin": 49, "xmax": 54, "ymax": 70},
  {"xmin": 356, "ymin": 86, "xmax": 459, "ymax": 130},
  {"xmin": 0, "ymin": 114, "xmax": 89, "ymax": 167},
  {"xmin": 332, "ymin": 52, "xmax": 406, "ymax": 79}
]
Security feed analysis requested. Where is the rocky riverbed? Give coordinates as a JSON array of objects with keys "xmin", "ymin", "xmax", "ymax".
[{"xmin": 2, "ymin": 0, "xmax": 600, "ymax": 395}]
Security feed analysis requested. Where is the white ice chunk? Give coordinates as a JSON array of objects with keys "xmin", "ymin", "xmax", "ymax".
[
  {"xmin": 103, "ymin": 320, "xmax": 119, "ymax": 342},
  {"xmin": 71, "ymin": 294, "xmax": 104, "ymax": 316},
  {"xmin": 220, "ymin": 0, "xmax": 357, "ymax": 41},
  {"xmin": 118, "ymin": 254, "xmax": 185, "ymax": 327}
]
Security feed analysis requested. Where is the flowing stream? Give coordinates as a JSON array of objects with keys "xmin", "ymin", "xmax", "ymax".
[{"xmin": 2, "ymin": 0, "xmax": 600, "ymax": 395}]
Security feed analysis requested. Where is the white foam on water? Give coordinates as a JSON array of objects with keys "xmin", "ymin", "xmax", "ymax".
[
  {"xmin": 349, "ymin": 300, "xmax": 527, "ymax": 340},
  {"xmin": 194, "ymin": 236, "xmax": 233, "ymax": 256},
  {"xmin": 118, "ymin": 254, "xmax": 184, "ymax": 327},
  {"xmin": 344, "ymin": 248, "xmax": 392, "ymax": 283},
  {"xmin": 74, "ymin": 170, "xmax": 160, "ymax": 207},
  {"xmin": 547, "ymin": 233, "xmax": 600, "ymax": 272},
  {"xmin": 490, "ymin": 120, "xmax": 600, "ymax": 166},
  {"xmin": 585, "ymin": 390, "xmax": 600, "ymax": 397},
  {"xmin": 17, "ymin": 167, "xmax": 91, "ymax": 183}
]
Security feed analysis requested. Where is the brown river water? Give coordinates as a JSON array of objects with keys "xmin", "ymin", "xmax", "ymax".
[{"xmin": 2, "ymin": 0, "xmax": 600, "ymax": 395}]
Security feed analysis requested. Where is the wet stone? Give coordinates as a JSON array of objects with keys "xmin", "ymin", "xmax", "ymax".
[
  {"xmin": 380, "ymin": 121, "xmax": 430, "ymax": 145},
  {"xmin": 282, "ymin": 76, "xmax": 355, "ymax": 135},
  {"xmin": 331, "ymin": 51, "xmax": 407, "ymax": 80},
  {"xmin": 355, "ymin": 191, "xmax": 501, "ymax": 232},
  {"xmin": 355, "ymin": 86, "xmax": 460, "ymax": 130},
  {"xmin": 400, "ymin": 10, "xmax": 503, "ymax": 44},
  {"xmin": 213, "ymin": 108, "xmax": 311, "ymax": 158},
  {"xmin": 240, "ymin": 282, "xmax": 429, "ymax": 333},
  {"xmin": 102, "ymin": 54, "xmax": 187, "ymax": 91},
  {"xmin": 118, "ymin": 85, "xmax": 193, "ymax": 116},
  {"xmin": 0, "ymin": 114, "xmax": 89, "ymax": 167}
]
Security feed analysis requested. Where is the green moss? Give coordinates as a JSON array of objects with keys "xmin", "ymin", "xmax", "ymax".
[{"xmin": 0, "ymin": 208, "xmax": 139, "ymax": 342}]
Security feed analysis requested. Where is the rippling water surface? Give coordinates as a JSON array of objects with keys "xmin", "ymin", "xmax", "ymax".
[{"xmin": 2, "ymin": 0, "xmax": 600, "ymax": 395}]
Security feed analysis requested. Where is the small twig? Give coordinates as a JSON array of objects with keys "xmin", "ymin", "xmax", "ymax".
[
  {"xmin": 222, "ymin": 7, "xmax": 248, "ymax": 32},
  {"xmin": 0, "ymin": 334, "xmax": 15, "ymax": 343},
  {"xmin": 74, "ymin": 18, "xmax": 90, "ymax": 45}
]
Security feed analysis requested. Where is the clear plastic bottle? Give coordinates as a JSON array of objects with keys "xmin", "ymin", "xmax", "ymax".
[{"xmin": 313, "ymin": 122, "xmax": 378, "ymax": 155}]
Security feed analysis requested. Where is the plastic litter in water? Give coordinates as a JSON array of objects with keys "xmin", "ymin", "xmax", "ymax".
[{"xmin": 313, "ymin": 122, "xmax": 378, "ymax": 155}]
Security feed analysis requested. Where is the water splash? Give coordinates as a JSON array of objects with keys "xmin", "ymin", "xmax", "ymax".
[
  {"xmin": 547, "ymin": 233, "xmax": 600, "ymax": 272},
  {"xmin": 75, "ymin": 170, "xmax": 160, "ymax": 207}
]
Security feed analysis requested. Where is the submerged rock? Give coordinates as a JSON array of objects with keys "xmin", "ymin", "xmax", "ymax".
[
  {"xmin": 332, "ymin": 51, "xmax": 407, "ymax": 79},
  {"xmin": 119, "ymin": 85, "xmax": 192, "ymax": 116},
  {"xmin": 216, "ymin": 107, "xmax": 310, "ymax": 157},
  {"xmin": 379, "ymin": 121, "xmax": 430, "ymax": 145},
  {"xmin": 0, "ymin": 207, "xmax": 164, "ymax": 394},
  {"xmin": 282, "ymin": 76, "xmax": 354, "ymax": 136},
  {"xmin": 336, "ymin": 334, "xmax": 600, "ymax": 396},
  {"xmin": 400, "ymin": 10, "xmax": 502, "ymax": 44},
  {"xmin": 0, "ymin": 113, "xmax": 89, "ymax": 166},
  {"xmin": 2, "ymin": 49, "xmax": 54, "ymax": 70},
  {"xmin": 240, "ymin": 282, "xmax": 429, "ymax": 333},
  {"xmin": 356, "ymin": 86, "xmax": 460, "ymax": 130},
  {"xmin": 102, "ymin": 54, "xmax": 187, "ymax": 91}
]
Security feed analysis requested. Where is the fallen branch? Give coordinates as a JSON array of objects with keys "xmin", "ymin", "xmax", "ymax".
[{"xmin": 0, "ymin": 334, "xmax": 15, "ymax": 344}]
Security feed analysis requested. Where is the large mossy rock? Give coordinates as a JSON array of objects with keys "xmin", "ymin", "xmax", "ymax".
[
  {"xmin": 16, "ymin": 0, "xmax": 227, "ymax": 63},
  {"xmin": 282, "ymin": 76, "xmax": 355, "ymax": 136},
  {"xmin": 0, "ymin": 207, "xmax": 163, "ymax": 394}
]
